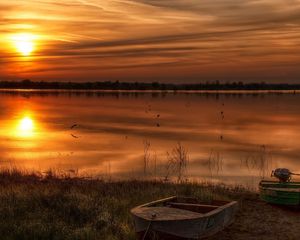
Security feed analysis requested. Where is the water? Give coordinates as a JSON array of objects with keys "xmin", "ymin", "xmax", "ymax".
[{"xmin": 1, "ymin": 90, "xmax": 300, "ymax": 186}]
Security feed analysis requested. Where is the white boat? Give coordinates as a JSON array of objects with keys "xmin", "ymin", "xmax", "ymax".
[{"xmin": 131, "ymin": 196, "xmax": 238, "ymax": 239}]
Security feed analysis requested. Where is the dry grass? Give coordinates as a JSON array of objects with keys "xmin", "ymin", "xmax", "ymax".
[
  {"xmin": 0, "ymin": 169, "xmax": 298, "ymax": 240},
  {"xmin": 0, "ymin": 168, "xmax": 246, "ymax": 240}
]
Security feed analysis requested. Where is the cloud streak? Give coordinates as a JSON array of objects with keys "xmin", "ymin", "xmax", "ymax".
[{"xmin": 1, "ymin": 0, "xmax": 300, "ymax": 82}]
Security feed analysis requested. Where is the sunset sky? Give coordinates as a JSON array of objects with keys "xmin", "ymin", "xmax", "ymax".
[{"xmin": 1, "ymin": 0, "xmax": 300, "ymax": 83}]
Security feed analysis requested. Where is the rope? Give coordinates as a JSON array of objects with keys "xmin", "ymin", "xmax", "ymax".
[
  {"xmin": 142, "ymin": 213, "xmax": 157, "ymax": 240},
  {"xmin": 142, "ymin": 221, "xmax": 152, "ymax": 240}
]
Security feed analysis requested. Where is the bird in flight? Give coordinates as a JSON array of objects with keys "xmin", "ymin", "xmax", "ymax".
[
  {"xmin": 70, "ymin": 124, "xmax": 78, "ymax": 129},
  {"xmin": 71, "ymin": 134, "xmax": 79, "ymax": 138}
]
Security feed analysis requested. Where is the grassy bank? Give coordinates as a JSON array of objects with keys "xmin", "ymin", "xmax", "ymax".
[{"xmin": 0, "ymin": 169, "xmax": 298, "ymax": 240}]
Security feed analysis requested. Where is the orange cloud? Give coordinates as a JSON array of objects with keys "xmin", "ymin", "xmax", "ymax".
[{"xmin": 0, "ymin": 0, "xmax": 300, "ymax": 82}]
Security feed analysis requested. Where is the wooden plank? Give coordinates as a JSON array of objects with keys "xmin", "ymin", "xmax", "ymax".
[
  {"xmin": 168, "ymin": 202, "xmax": 219, "ymax": 208},
  {"xmin": 132, "ymin": 207, "xmax": 203, "ymax": 221},
  {"xmin": 168, "ymin": 202, "xmax": 219, "ymax": 214},
  {"xmin": 137, "ymin": 196, "xmax": 176, "ymax": 208}
]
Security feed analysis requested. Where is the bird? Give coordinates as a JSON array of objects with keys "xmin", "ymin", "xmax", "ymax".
[
  {"xmin": 71, "ymin": 134, "xmax": 79, "ymax": 138},
  {"xmin": 70, "ymin": 124, "xmax": 78, "ymax": 129}
]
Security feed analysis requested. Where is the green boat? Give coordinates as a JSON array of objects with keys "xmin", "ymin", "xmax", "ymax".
[{"xmin": 259, "ymin": 180, "xmax": 300, "ymax": 206}]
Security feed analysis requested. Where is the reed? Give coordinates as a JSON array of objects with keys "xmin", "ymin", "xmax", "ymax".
[
  {"xmin": 165, "ymin": 142, "xmax": 189, "ymax": 183},
  {"xmin": 241, "ymin": 145, "xmax": 273, "ymax": 178}
]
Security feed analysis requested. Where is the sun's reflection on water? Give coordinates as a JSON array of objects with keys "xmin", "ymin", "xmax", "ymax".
[{"xmin": 15, "ymin": 114, "xmax": 36, "ymax": 138}]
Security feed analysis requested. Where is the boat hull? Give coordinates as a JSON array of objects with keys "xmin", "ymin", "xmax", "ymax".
[
  {"xmin": 131, "ymin": 197, "xmax": 238, "ymax": 239},
  {"xmin": 259, "ymin": 181, "xmax": 300, "ymax": 206}
]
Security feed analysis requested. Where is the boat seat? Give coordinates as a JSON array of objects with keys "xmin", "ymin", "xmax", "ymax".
[
  {"xmin": 132, "ymin": 207, "xmax": 203, "ymax": 221},
  {"xmin": 166, "ymin": 202, "xmax": 219, "ymax": 214}
]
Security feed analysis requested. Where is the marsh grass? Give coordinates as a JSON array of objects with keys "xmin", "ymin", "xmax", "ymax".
[{"xmin": 0, "ymin": 168, "xmax": 250, "ymax": 240}]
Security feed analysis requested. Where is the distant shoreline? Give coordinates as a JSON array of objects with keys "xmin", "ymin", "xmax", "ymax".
[
  {"xmin": 0, "ymin": 80, "xmax": 300, "ymax": 91},
  {"xmin": 0, "ymin": 88, "xmax": 300, "ymax": 94}
]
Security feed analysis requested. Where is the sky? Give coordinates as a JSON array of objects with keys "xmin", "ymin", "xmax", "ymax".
[{"xmin": 0, "ymin": 0, "xmax": 300, "ymax": 83}]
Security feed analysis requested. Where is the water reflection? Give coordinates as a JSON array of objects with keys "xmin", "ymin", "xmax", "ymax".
[
  {"xmin": 16, "ymin": 116, "xmax": 35, "ymax": 137},
  {"xmin": 0, "ymin": 90, "xmax": 299, "ymax": 186}
]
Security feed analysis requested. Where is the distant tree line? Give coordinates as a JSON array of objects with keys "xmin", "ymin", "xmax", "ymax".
[{"xmin": 0, "ymin": 79, "xmax": 299, "ymax": 90}]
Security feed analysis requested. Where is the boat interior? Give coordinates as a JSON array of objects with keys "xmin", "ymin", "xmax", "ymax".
[{"xmin": 157, "ymin": 197, "xmax": 229, "ymax": 214}]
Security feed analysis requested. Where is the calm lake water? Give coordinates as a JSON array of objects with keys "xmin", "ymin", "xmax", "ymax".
[{"xmin": 1, "ymin": 90, "xmax": 300, "ymax": 186}]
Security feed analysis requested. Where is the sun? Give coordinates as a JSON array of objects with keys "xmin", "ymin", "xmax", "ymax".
[{"xmin": 11, "ymin": 33, "xmax": 36, "ymax": 56}]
